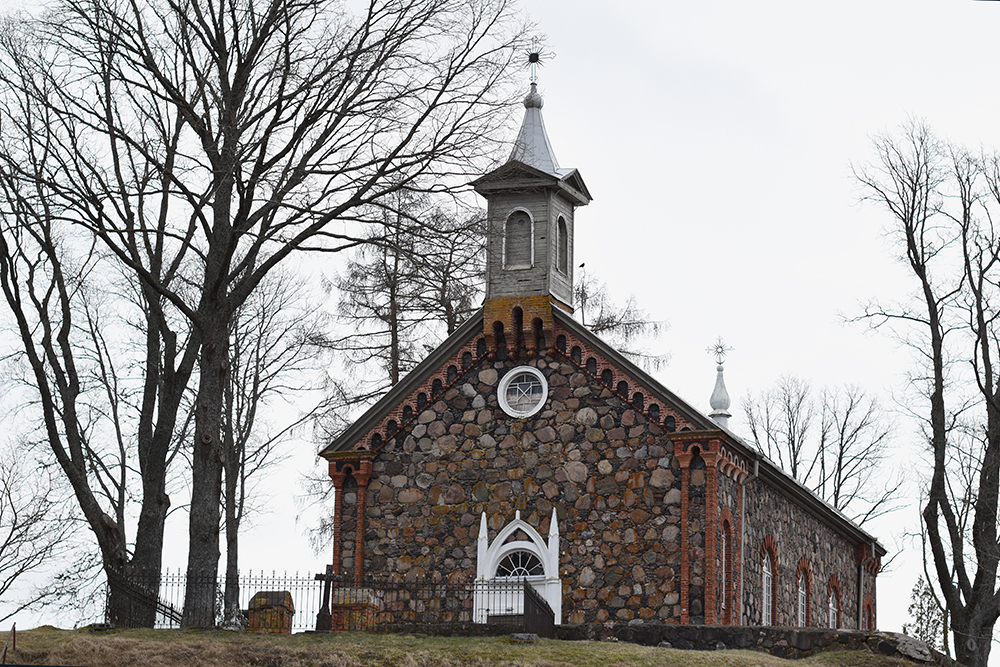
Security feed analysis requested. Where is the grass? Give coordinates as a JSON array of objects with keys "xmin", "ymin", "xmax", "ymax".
[{"xmin": 4, "ymin": 626, "xmax": 917, "ymax": 667}]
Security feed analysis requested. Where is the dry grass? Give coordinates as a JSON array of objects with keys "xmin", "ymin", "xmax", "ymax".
[{"xmin": 5, "ymin": 626, "xmax": 916, "ymax": 667}]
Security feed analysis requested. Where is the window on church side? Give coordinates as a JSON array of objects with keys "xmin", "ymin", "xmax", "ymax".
[
  {"xmin": 720, "ymin": 531, "xmax": 727, "ymax": 611},
  {"xmin": 496, "ymin": 550, "xmax": 544, "ymax": 578},
  {"xmin": 798, "ymin": 573, "xmax": 806, "ymax": 627},
  {"xmin": 762, "ymin": 554, "xmax": 773, "ymax": 625},
  {"xmin": 828, "ymin": 591, "xmax": 838, "ymax": 628},
  {"xmin": 505, "ymin": 211, "xmax": 532, "ymax": 268},
  {"xmin": 557, "ymin": 216, "xmax": 568, "ymax": 274}
]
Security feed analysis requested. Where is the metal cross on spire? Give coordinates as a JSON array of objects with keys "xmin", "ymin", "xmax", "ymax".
[
  {"xmin": 707, "ymin": 336, "xmax": 733, "ymax": 365},
  {"xmin": 527, "ymin": 37, "xmax": 551, "ymax": 83}
]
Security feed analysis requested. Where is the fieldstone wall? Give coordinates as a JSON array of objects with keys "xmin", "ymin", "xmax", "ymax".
[
  {"xmin": 741, "ymin": 476, "xmax": 878, "ymax": 628},
  {"xmin": 360, "ymin": 323, "xmax": 699, "ymax": 625}
]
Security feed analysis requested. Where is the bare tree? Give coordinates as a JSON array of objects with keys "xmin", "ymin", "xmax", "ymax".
[
  {"xmin": 0, "ymin": 450, "xmax": 79, "ymax": 622},
  {"xmin": 854, "ymin": 120, "xmax": 1000, "ymax": 667},
  {"xmin": 574, "ymin": 270, "xmax": 668, "ymax": 370},
  {"xmin": 333, "ymin": 199, "xmax": 485, "ymax": 398},
  {"xmin": 0, "ymin": 0, "xmax": 527, "ymax": 627},
  {"xmin": 219, "ymin": 269, "xmax": 330, "ymax": 627},
  {"xmin": 0, "ymin": 90, "xmax": 195, "ymax": 626},
  {"xmin": 742, "ymin": 376, "xmax": 898, "ymax": 525}
]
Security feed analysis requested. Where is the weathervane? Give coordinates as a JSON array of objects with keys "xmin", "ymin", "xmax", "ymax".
[
  {"xmin": 527, "ymin": 37, "xmax": 551, "ymax": 83},
  {"xmin": 707, "ymin": 336, "xmax": 733, "ymax": 365}
]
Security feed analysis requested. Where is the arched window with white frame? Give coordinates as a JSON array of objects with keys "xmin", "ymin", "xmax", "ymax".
[
  {"xmin": 762, "ymin": 554, "xmax": 773, "ymax": 625},
  {"xmin": 504, "ymin": 210, "xmax": 532, "ymax": 269},
  {"xmin": 798, "ymin": 573, "xmax": 807, "ymax": 627}
]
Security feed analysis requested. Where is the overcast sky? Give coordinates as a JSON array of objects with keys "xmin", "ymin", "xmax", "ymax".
[{"xmin": 6, "ymin": 0, "xmax": 1000, "ymax": 652}]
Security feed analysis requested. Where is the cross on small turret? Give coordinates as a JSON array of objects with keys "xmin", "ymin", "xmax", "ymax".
[{"xmin": 707, "ymin": 336, "xmax": 733, "ymax": 365}]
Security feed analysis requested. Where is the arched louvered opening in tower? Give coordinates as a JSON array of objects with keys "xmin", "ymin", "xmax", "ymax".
[
  {"xmin": 532, "ymin": 318, "xmax": 544, "ymax": 355},
  {"xmin": 492, "ymin": 321, "xmax": 508, "ymax": 361},
  {"xmin": 512, "ymin": 307, "xmax": 524, "ymax": 358}
]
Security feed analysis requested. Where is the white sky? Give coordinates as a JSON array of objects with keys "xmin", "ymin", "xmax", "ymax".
[{"xmin": 6, "ymin": 0, "xmax": 1000, "ymax": 656}]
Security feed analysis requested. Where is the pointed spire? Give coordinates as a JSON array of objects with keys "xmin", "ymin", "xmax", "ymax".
[
  {"xmin": 707, "ymin": 337, "xmax": 733, "ymax": 429},
  {"xmin": 508, "ymin": 82, "xmax": 561, "ymax": 175}
]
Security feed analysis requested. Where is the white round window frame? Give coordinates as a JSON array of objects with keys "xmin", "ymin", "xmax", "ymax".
[{"xmin": 498, "ymin": 366, "xmax": 548, "ymax": 418}]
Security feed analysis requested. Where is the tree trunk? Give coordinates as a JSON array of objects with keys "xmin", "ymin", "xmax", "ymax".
[{"xmin": 182, "ymin": 315, "xmax": 228, "ymax": 628}]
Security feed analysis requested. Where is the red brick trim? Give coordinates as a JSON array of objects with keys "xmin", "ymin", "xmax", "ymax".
[
  {"xmin": 795, "ymin": 557, "xmax": 812, "ymax": 627},
  {"xmin": 326, "ymin": 452, "xmax": 376, "ymax": 584},
  {"xmin": 863, "ymin": 594, "xmax": 875, "ymax": 631},
  {"xmin": 676, "ymin": 444, "xmax": 692, "ymax": 624},
  {"xmin": 703, "ymin": 443, "xmax": 721, "ymax": 625}
]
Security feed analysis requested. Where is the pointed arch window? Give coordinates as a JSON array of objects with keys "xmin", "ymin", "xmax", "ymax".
[
  {"xmin": 798, "ymin": 573, "xmax": 807, "ymax": 627},
  {"xmin": 504, "ymin": 211, "xmax": 532, "ymax": 269},
  {"xmin": 762, "ymin": 555, "xmax": 773, "ymax": 625},
  {"xmin": 556, "ymin": 216, "xmax": 568, "ymax": 274}
]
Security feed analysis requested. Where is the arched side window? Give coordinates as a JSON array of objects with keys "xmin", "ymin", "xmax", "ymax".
[
  {"xmin": 798, "ymin": 573, "xmax": 807, "ymax": 627},
  {"xmin": 828, "ymin": 575, "xmax": 842, "ymax": 628},
  {"xmin": 762, "ymin": 555, "xmax": 773, "ymax": 626},
  {"xmin": 557, "ymin": 216, "xmax": 568, "ymax": 274},
  {"xmin": 719, "ymin": 507, "xmax": 735, "ymax": 625},
  {"xmin": 504, "ymin": 210, "xmax": 532, "ymax": 269},
  {"xmin": 796, "ymin": 557, "xmax": 811, "ymax": 627},
  {"xmin": 761, "ymin": 535, "xmax": 778, "ymax": 625}
]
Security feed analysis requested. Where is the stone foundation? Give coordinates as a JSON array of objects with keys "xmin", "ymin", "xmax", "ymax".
[{"xmin": 556, "ymin": 623, "xmax": 957, "ymax": 666}]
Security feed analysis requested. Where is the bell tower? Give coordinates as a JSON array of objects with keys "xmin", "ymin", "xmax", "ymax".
[{"xmin": 472, "ymin": 80, "xmax": 591, "ymax": 357}]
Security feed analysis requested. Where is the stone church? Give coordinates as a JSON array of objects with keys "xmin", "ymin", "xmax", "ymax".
[{"xmin": 319, "ymin": 80, "xmax": 884, "ymax": 630}]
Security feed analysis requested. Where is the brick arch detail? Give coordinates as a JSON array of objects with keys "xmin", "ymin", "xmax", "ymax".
[
  {"xmin": 864, "ymin": 593, "xmax": 876, "ymax": 631},
  {"xmin": 796, "ymin": 557, "xmax": 812, "ymax": 627}
]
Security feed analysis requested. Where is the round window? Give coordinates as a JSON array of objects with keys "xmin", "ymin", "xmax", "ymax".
[{"xmin": 498, "ymin": 366, "xmax": 547, "ymax": 418}]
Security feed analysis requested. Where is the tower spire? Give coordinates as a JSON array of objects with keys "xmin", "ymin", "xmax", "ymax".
[{"xmin": 708, "ymin": 337, "xmax": 733, "ymax": 428}]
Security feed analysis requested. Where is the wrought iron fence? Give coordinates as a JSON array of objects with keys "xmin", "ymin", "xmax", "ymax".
[
  {"xmin": 106, "ymin": 570, "xmax": 554, "ymax": 636},
  {"xmin": 107, "ymin": 569, "xmax": 324, "ymax": 632}
]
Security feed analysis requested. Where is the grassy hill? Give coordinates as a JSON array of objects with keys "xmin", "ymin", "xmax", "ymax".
[{"xmin": 4, "ymin": 626, "xmax": 919, "ymax": 667}]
